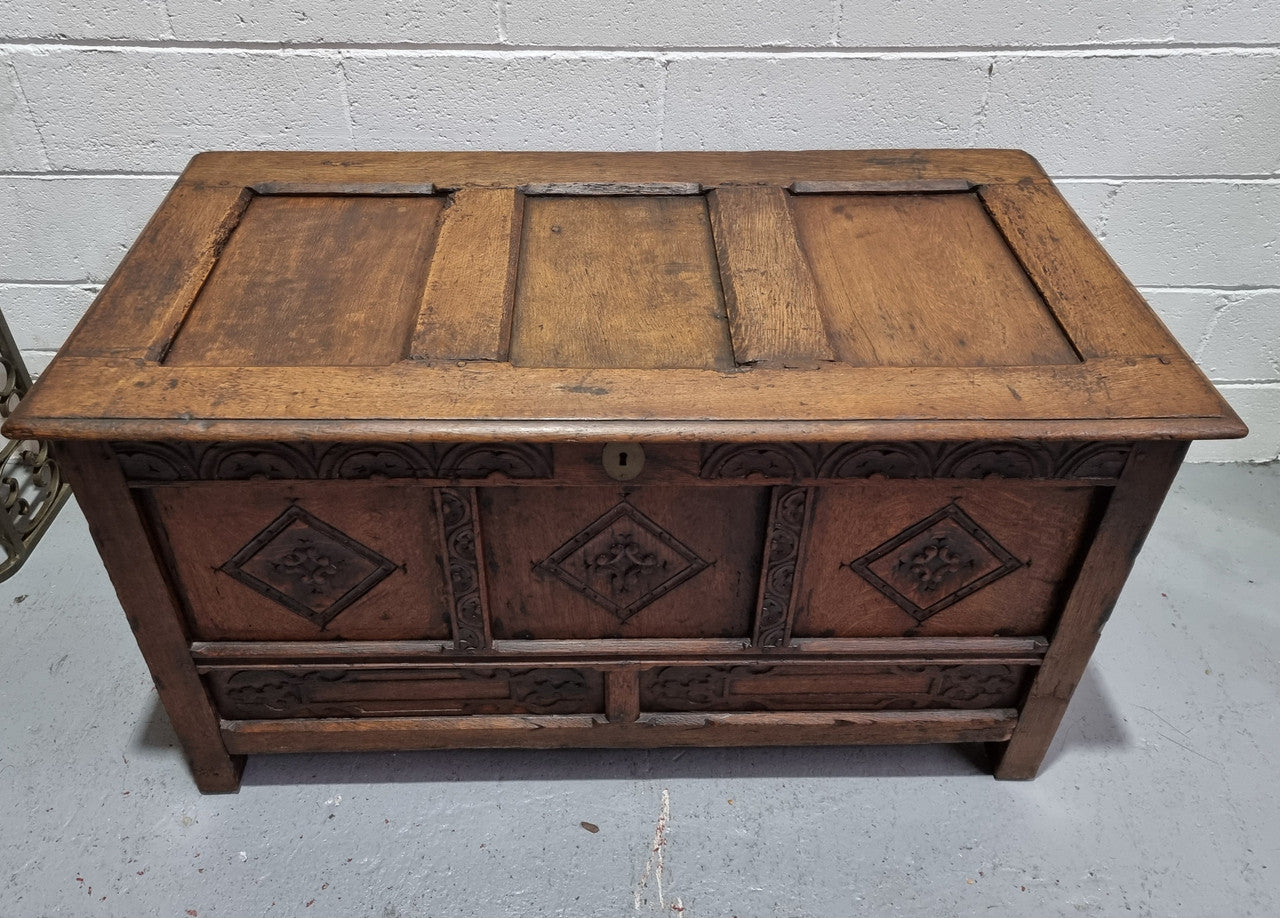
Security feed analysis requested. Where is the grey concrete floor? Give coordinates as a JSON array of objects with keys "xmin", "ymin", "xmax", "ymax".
[{"xmin": 0, "ymin": 463, "xmax": 1277, "ymax": 918}]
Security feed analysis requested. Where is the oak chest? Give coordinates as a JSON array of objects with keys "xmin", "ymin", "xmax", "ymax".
[{"xmin": 7, "ymin": 150, "xmax": 1245, "ymax": 792}]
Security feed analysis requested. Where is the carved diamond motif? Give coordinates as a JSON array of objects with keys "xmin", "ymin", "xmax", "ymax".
[
  {"xmin": 537, "ymin": 502, "xmax": 709, "ymax": 622},
  {"xmin": 220, "ymin": 505, "xmax": 396, "ymax": 627},
  {"xmin": 847, "ymin": 503, "xmax": 1023, "ymax": 623}
]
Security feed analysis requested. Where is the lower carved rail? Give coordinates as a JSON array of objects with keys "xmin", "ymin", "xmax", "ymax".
[{"xmin": 220, "ymin": 709, "xmax": 1019, "ymax": 755}]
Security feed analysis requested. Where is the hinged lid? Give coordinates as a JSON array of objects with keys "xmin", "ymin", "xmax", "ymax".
[{"xmin": 6, "ymin": 150, "xmax": 1245, "ymax": 442}]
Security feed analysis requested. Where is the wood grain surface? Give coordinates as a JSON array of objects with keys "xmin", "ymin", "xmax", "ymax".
[
  {"xmin": 151, "ymin": 481, "xmax": 451, "ymax": 641},
  {"xmin": 7, "ymin": 150, "xmax": 1243, "ymax": 444},
  {"xmin": 790, "ymin": 192, "xmax": 1078, "ymax": 366},
  {"xmin": 795, "ymin": 481, "xmax": 1101, "ymax": 638},
  {"xmin": 508, "ymin": 194, "xmax": 733, "ymax": 369},
  {"xmin": 164, "ymin": 194, "xmax": 443, "ymax": 366},
  {"xmin": 12, "ymin": 151, "xmax": 1245, "ymax": 788},
  {"xmin": 221, "ymin": 709, "xmax": 1021, "ymax": 755},
  {"xmin": 478, "ymin": 486, "xmax": 769, "ymax": 640},
  {"xmin": 410, "ymin": 188, "xmax": 522, "ymax": 361},
  {"xmin": 708, "ymin": 185, "xmax": 834, "ymax": 368}
]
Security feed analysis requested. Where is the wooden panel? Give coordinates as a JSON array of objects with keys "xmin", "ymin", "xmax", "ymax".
[
  {"xmin": 21, "ymin": 151, "xmax": 1241, "ymax": 449},
  {"xmin": 980, "ymin": 182, "xmax": 1186, "ymax": 359},
  {"xmin": 795, "ymin": 481, "xmax": 1101, "ymax": 638},
  {"xmin": 994, "ymin": 441, "xmax": 1188, "ymax": 779},
  {"xmin": 708, "ymin": 186, "xmax": 835, "ymax": 368},
  {"xmin": 640, "ymin": 662, "xmax": 1031, "ymax": 711},
  {"xmin": 701, "ymin": 441, "xmax": 1134, "ymax": 484},
  {"xmin": 12, "ymin": 355, "xmax": 1244, "ymax": 445},
  {"xmin": 207, "ymin": 666, "xmax": 604, "ymax": 719},
  {"xmin": 222, "ymin": 709, "xmax": 1020, "ymax": 755},
  {"xmin": 164, "ymin": 194, "xmax": 443, "ymax": 366},
  {"xmin": 112, "ymin": 440, "xmax": 1132, "ymax": 487},
  {"xmin": 479, "ymin": 487, "xmax": 769, "ymax": 640},
  {"xmin": 790, "ymin": 192, "xmax": 1080, "ymax": 367},
  {"xmin": 508, "ymin": 195, "xmax": 734, "ymax": 369},
  {"xmin": 180, "ymin": 149, "xmax": 1053, "ymax": 188},
  {"xmin": 189, "ymin": 635, "xmax": 1050, "ymax": 664},
  {"xmin": 410, "ymin": 188, "xmax": 523, "ymax": 361},
  {"xmin": 791, "ymin": 179, "xmax": 974, "ymax": 194},
  {"xmin": 57, "ymin": 442, "xmax": 245, "ymax": 793},
  {"xmin": 63, "ymin": 184, "xmax": 252, "ymax": 361},
  {"xmin": 150, "ymin": 481, "xmax": 451, "ymax": 641}
]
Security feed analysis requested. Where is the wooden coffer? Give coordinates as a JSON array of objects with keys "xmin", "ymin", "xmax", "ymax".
[{"xmin": 5, "ymin": 151, "xmax": 1245, "ymax": 792}]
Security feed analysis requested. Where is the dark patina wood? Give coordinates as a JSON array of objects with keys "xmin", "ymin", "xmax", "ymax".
[{"xmin": 4, "ymin": 150, "xmax": 1244, "ymax": 791}]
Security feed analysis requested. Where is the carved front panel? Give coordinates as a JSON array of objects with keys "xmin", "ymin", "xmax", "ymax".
[
  {"xmin": 208, "ymin": 666, "xmax": 604, "ymax": 719},
  {"xmin": 437, "ymin": 488, "xmax": 490, "ymax": 651},
  {"xmin": 118, "ymin": 439, "xmax": 1130, "ymax": 486},
  {"xmin": 641, "ymin": 663, "xmax": 1030, "ymax": 712},
  {"xmin": 480, "ymin": 487, "xmax": 769, "ymax": 640},
  {"xmin": 795, "ymin": 481, "xmax": 1101, "ymax": 638},
  {"xmin": 151, "ymin": 481, "xmax": 451, "ymax": 641}
]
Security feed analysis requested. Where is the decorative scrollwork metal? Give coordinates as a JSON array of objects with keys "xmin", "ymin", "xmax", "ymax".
[{"xmin": 0, "ymin": 313, "xmax": 71, "ymax": 580}]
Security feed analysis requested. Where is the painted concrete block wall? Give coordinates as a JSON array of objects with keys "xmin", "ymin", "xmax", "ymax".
[{"xmin": 0, "ymin": 2, "xmax": 1276, "ymax": 461}]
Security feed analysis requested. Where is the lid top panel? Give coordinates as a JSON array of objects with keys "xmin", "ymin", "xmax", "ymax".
[{"xmin": 7, "ymin": 150, "xmax": 1244, "ymax": 442}]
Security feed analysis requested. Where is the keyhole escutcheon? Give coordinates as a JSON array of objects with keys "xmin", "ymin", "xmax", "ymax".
[{"xmin": 602, "ymin": 442, "xmax": 645, "ymax": 481}]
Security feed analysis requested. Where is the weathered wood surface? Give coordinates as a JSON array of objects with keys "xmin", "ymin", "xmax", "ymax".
[
  {"xmin": 222, "ymin": 709, "xmax": 1021, "ymax": 755},
  {"xmin": 993, "ymin": 441, "xmax": 1190, "ymax": 779},
  {"xmin": 57, "ymin": 442, "xmax": 245, "ymax": 793},
  {"xmin": 6, "ymin": 150, "xmax": 1244, "ymax": 444},
  {"xmin": 9, "ymin": 151, "xmax": 1244, "ymax": 790}
]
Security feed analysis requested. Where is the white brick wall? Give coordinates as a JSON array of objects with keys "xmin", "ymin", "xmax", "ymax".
[{"xmin": 0, "ymin": 2, "xmax": 1276, "ymax": 461}]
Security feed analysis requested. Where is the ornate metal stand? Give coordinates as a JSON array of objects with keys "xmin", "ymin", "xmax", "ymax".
[{"xmin": 0, "ymin": 312, "xmax": 70, "ymax": 580}]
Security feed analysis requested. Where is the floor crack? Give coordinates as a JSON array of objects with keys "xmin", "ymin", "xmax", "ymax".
[{"xmin": 633, "ymin": 788, "xmax": 671, "ymax": 913}]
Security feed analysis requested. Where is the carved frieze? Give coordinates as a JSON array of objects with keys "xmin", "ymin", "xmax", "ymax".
[
  {"xmin": 641, "ymin": 663, "xmax": 1025, "ymax": 712},
  {"xmin": 701, "ymin": 440, "xmax": 1132, "ymax": 481},
  {"xmin": 212, "ymin": 667, "xmax": 601, "ymax": 719},
  {"xmin": 114, "ymin": 441, "xmax": 553, "ymax": 482}
]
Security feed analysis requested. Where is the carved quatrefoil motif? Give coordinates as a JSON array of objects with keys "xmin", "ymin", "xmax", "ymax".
[
  {"xmin": 220, "ymin": 504, "xmax": 397, "ymax": 628},
  {"xmin": 537, "ymin": 502, "xmax": 709, "ymax": 622},
  {"xmin": 846, "ymin": 503, "xmax": 1023, "ymax": 623}
]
